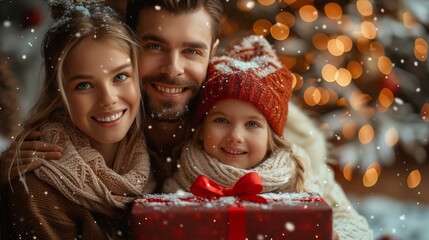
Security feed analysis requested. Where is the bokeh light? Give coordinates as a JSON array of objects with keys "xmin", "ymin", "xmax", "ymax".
[
  {"xmin": 350, "ymin": 91, "xmax": 372, "ymax": 110},
  {"xmin": 356, "ymin": 0, "xmax": 373, "ymax": 17},
  {"xmin": 271, "ymin": 23, "xmax": 290, "ymax": 40},
  {"xmin": 303, "ymin": 86, "xmax": 321, "ymax": 106},
  {"xmin": 358, "ymin": 124, "xmax": 374, "ymax": 144},
  {"xmin": 414, "ymin": 38, "xmax": 428, "ymax": 61},
  {"xmin": 291, "ymin": 72, "xmax": 303, "ymax": 91},
  {"xmin": 384, "ymin": 127, "xmax": 399, "ymax": 147},
  {"xmin": 360, "ymin": 21, "xmax": 377, "ymax": 39},
  {"xmin": 370, "ymin": 42, "xmax": 385, "ymax": 59},
  {"xmin": 337, "ymin": 35, "xmax": 353, "ymax": 52},
  {"xmin": 327, "ymin": 38, "xmax": 345, "ymax": 56},
  {"xmin": 257, "ymin": 0, "xmax": 275, "ymax": 6},
  {"xmin": 356, "ymin": 37, "xmax": 371, "ymax": 53},
  {"xmin": 236, "ymin": 0, "xmax": 256, "ymax": 12},
  {"xmin": 312, "ymin": 33, "xmax": 329, "ymax": 50},
  {"xmin": 276, "ymin": 12, "xmax": 295, "ymax": 27},
  {"xmin": 321, "ymin": 64, "xmax": 337, "ymax": 82},
  {"xmin": 253, "ymin": 19, "xmax": 272, "ymax": 36},
  {"xmin": 347, "ymin": 60, "xmax": 363, "ymax": 79},
  {"xmin": 377, "ymin": 56, "xmax": 393, "ymax": 75},
  {"xmin": 282, "ymin": 0, "xmax": 297, "ymax": 5},
  {"xmin": 299, "ymin": 5, "xmax": 318, "ymax": 23},
  {"xmin": 335, "ymin": 68, "xmax": 352, "ymax": 87},
  {"xmin": 324, "ymin": 2, "xmax": 342, "ymax": 20},
  {"xmin": 378, "ymin": 87, "xmax": 394, "ymax": 110},
  {"xmin": 421, "ymin": 103, "xmax": 429, "ymax": 122},
  {"xmin": 407, "ymin": 170, "xmax": 421, "ymax": 188},
  {"xmin": 343, "ymin": 120, "xmax": 357, "ymax": 140},
  {"xmin": 363, "ymin": 168, "xmax": 378, "ymax": 187},
  {"xmin": 403, "ymin": 11, "xmax": 417, "ymax": 28},
  {"xmin": 343, "ymin": 162, "xmax": 354, "ymax": 181},
  {"xmin": 363, "ymin": 162, "xmax": 381, "ymax": 187}
]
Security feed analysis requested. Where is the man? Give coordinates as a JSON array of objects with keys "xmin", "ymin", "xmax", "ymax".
[
  {"xmin": 1, "ymin": 1, "xmax": 370, "ymax": 239},
  {"xmin": 125, "ymin": 0, "xmax": 222, "ymax": 189}
]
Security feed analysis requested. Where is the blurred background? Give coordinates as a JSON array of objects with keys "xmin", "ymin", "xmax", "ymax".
[{"xmin": 1, "ymin": 0, "xmax": 428, "ymax": 239}]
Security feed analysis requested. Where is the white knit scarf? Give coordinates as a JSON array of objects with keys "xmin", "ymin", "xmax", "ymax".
[
  {"xmin": 34, "ymin": 121, "xmax": 155, "ymax": 216},
  {"xmin": 163, "ymin": 141, "xmax": 303, "ymax": 193}
]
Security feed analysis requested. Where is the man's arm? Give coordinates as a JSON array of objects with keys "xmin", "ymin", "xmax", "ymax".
[{"xmin": 0, "ymin": 131, "xmax": 62, "ymax": 190}]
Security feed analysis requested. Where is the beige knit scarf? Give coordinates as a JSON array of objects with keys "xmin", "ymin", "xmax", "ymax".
[
  {"xmin": 34, "ymin": 121, "xmax": 155, "ymax": 216},
  {"xmin": 163, "ymin": 141, "xmax": 304, "ymax": 193}
]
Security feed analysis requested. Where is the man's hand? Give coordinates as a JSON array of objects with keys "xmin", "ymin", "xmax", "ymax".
[{"xmin": 0, "ymin": 131, "xmax": 63, "ymax": 190}]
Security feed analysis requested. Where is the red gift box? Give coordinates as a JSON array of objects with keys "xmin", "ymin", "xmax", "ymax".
[{"xmin": 130, "ymin": 192, "xmax": 332, "ymax": 240}]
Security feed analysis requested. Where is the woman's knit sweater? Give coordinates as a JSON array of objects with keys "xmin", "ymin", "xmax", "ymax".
[{"xmin": 6, "ymin": 120, "xmax": 155, "ymax": 239}]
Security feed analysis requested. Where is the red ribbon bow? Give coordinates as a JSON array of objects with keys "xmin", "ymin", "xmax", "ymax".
[{"xmin": 190, "ymin": 172, "xmax": 267, "ymax": 204}]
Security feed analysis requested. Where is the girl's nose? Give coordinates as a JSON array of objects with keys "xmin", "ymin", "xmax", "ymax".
[{"xmin": 227, "ymin": 126, "xmax": 244, "ymax": 143}]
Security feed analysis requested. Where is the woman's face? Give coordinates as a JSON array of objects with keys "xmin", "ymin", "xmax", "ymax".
[{"xmin": 63, "ymin": 37, "xmax": 141, "ymax": 148}]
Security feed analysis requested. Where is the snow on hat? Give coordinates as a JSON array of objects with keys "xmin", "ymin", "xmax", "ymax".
[{"xmin": 193, "ymin": 35, "xmax": 293, "ymax": 136}]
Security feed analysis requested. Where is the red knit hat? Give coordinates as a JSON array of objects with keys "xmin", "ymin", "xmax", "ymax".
[{"xmin": 193, "ymin": 35, "xmax": 293, "ymax": 136}]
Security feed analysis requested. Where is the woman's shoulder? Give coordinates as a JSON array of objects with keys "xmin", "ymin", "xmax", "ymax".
[{"xmin": 39, "ymin": 120, "xmax": 89, "ymax": 147}]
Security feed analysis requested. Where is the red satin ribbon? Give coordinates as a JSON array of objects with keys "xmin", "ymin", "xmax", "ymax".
[
  {"xmin": 190, "ymin": 172, "xmax": 267, "ymax": 204},
  {"xmin": 190, "ymin": 172, "xmax": 267, "ymax": 240}
]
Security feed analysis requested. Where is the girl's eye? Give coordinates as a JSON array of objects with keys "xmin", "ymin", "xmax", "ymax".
[
  {"xmin": 214, "ymin": 117, "xmax": 228, "ymax": 124},
  {"xmin": 246, "ymin": 121, "xmax": 260, "ymax": 128},
  {"xmin": 76, "ymin": 82, "xmax": 91, "ymax": 90},
  {"xmin": 115, "ymin": 73, "xmax": 128, "ymax": 82}
]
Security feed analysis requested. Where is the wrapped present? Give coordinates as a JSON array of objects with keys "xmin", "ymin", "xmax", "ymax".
[{"xmin": 130, "ymin": 191, "xmax": 332, "ymax": 240}]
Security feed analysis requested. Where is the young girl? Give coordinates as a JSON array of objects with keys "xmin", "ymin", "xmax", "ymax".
[
  {"xmin": 163, "ymin": 35, "xmax": 372, "ymax": 239},
  {"xmin": 5, "ymin": 1, "xmax": 155, "ymax": 239},
  {"xmin": 163, "ymin": 34, "xmax": 308, "ymax": 194}
]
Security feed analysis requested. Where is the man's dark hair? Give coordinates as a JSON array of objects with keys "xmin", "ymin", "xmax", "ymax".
[{"xmin": 126, "ymin": 0, "xmax": 223, "ymax": 42}]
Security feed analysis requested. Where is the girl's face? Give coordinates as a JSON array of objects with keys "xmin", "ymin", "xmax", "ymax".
[
  {"xmin": 63, "ymin": 37, "xmax": 140, "ymax": 147},
  {"xmin": 201, "ymin": 99, "xmax": 269, "ymax": 169}
]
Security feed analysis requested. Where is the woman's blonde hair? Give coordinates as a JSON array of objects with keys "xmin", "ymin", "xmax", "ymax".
[{"xmin": 13, "ymin": 1, "xmax": 143, "ymax": 184}]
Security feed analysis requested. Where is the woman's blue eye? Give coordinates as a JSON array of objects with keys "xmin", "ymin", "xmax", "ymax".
[
  {"xmin": 115, "ymin": 73, "xmax": 128, "ymax": 81},
  {"xmin": 76, "ymin": 82, "xmax": 91, "ymax": 90}
]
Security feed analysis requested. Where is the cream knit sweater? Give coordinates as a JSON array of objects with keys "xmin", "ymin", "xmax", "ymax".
[{"xmin": 34, "ymin": 121, "xmax": 156, "ymax": 216}]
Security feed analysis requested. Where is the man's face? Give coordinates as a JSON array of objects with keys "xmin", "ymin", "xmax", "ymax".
[{"xmin": 136, "ymin": 7, "xmax": 217, "ymax": 122}]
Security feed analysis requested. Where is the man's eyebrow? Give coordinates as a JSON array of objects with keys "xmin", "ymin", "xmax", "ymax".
[
  {"xmin": 183, "ymin": 41, "xmax": 208, "ymax": 50},
  {"xmin": 140, "ymin": 34, "xmax": 167, "ymax": 44},
  {"xmin": 140, "ymin": 33, "xmax": 208, "ymax": 50}
]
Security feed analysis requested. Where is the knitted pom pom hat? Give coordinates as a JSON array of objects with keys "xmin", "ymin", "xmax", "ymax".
[{"xmin": 193, "ymin": 35, "xmax": 293, "ymax": 136}]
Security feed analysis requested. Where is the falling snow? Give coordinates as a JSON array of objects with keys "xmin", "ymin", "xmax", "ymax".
[{"xmin": 1, "ymin": 1, "xmax": 429, "ymax": 240}]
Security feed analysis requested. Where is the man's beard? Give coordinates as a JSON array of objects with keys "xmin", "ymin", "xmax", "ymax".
[
  {"xmin": 143, "ymin": 91, "xmax": 189, "ymax": 123},
  {"xmin": 141, "ymin": 75, "xmax": 198, "ymax": 123}
]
